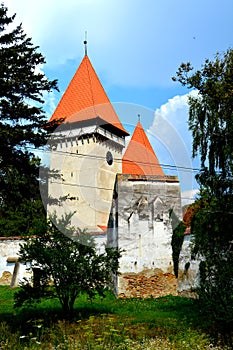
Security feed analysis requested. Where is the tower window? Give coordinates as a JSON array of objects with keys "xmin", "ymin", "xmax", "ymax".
[{"xmin": 106, "ymin": 151, "xmax": 113, "ymax": 165}]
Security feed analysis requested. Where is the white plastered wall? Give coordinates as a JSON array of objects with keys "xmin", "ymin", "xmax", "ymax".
[
  {"xmin": 108, "ymin": 175, "xmax": 182, "ymax": 294},
  {"xmin": 48, "ymin": 127, "xmax": 124, "ymax": 232}
]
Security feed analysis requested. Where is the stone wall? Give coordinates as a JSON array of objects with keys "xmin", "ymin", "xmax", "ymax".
[
  {"xmin": 178, "ymin": 233, "xmax": 201, "ymax": 297},
  {"xmin": 0, "ymin": 237, "xmax": 31, "ymax": 287},
  {"xmin": 108, "ymin": 174, "xmax": 182, "ymax": 296},
  {"xmin": 118, "ymin": 269, "xmax": 177, "ymax": 298},
  {"xmin": 0, "ymin": 235, "xmax": 106, "ymax": 288}
]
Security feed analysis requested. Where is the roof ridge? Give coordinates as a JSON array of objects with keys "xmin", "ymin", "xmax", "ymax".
[
  {"xmin": 138, "ymin": 122, "xmax": 155, "ymax": 174},
  {"xmin": 85, "ymin": 55, "xmax": 96, "ymax": 115}
]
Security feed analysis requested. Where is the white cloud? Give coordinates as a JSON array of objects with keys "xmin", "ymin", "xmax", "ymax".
[
  {"xmin": 152, "ymin": 91, "xmax": 198, "ymax": 152},
  {"xmin": 148, "ymin": 91, "xmax": 199, "ymax": 197},
  {"xmin": 43, "ymin": 90, "xmax": 58, "ymax": 118},
  {"xmin": 5, "ymin": 0, "xmax": 233, "ymax": 88},
  {"xmin": 181, "ymin": 189, "xmax": 199, "ymax": 207},
  {"xmin": 5, "ymin": 0, "xmax": 128, "ymax": 67}
]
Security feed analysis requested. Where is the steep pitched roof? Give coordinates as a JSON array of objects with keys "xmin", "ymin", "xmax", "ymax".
[
  {"xmin": 122, "ymin": 121, "xmax": 165, "ymax": 176},
  {"xmin": 49, "ymin": 55, "xmax": 128, "ymax": 135}
]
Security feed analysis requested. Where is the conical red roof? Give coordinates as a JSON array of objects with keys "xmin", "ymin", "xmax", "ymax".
[
  {"xmin": 122, "ymin": 121, "xmax": 165, "ymax": 176},
  {"xmin": 49, "ymin": 55, "xmax": 128, "ymax": 135}
]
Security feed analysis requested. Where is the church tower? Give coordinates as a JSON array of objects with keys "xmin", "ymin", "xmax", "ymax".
[
  {"xmin": 47, "ymin": 46, "xmax": 183, "ymax": 297},
  {"xmin": 48, "ymin": 46, "xmax": 129, "ymax": 232}
]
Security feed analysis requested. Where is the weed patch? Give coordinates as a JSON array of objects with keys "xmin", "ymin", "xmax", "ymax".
[{"xmin": 0, "ymin": 286, "xmax": 232, "ymax": 349}]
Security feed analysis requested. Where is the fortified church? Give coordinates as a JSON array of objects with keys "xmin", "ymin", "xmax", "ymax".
[
  {"xmin": 47, "ymin": 44, "xmax": 183, "ymax": 296},
  {"xmin": 0, "ymin": 44, "xmax": 185, "ymax": 296}
]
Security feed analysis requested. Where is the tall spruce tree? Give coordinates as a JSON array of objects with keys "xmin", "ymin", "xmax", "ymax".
[
  {"xmin": 173, "ymin": 49, "xmax": 233, "ymax": 340},
  {"xmin": 0, "ymin": 4, "xmax": 58, "ymax": 236}
]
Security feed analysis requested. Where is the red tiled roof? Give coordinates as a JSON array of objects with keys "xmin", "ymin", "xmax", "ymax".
[
  {"xmin": 49, "ymin": 55, "xmax": 128, "ymax": 135},
  {"xmin": 97, "ymin": 225, "xmax": 107, "ymax": 232},
  {"xmin": 122, "ymin": 121, "xmax": 165, "ymax": 176}
]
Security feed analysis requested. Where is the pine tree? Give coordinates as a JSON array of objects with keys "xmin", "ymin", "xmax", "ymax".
[{"xmin": 0, "ymin": 4, "xmax": 58, "ymax": 236}]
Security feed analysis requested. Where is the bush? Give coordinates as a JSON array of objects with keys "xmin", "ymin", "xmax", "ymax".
[{"xmin": 14, "ymin": 214, "xmax": 121, "ymax": 318}]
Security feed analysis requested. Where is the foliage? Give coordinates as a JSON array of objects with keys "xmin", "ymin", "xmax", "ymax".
[
  {"xmin": 173, "ymin": 49, "xmax": 233, "ymax": 176},
  {"xmin": 173, "ymin": 48, "xmax": 233, "ymax": 338},
  {"xmin": 170, "ymin": 209, "xmax": 185, "ymax": 277},
  {"xmin": 0, "ymin": 197, "xmax": 47, "ymax": 237},
  {"xmin": 0, "ymin": 4, "xmax": 58, "ymax": 236},
  {"xmin": 183, "ymin": 200, "xmax": 201, "ymax": 227},
  {"xmin": 170, "ymin": 201, "xmax": 201, "ymax": 278},
  {"xmin": 171, "ymin": 222, "xmax": 185, "ymax": 278},
  {"xmin": 14, "ymin": 214, "xmax": 121, "ymax": 317},
  {"xmin": 191, "ymin": 189, "xmax": 233, "ymax": 337}
]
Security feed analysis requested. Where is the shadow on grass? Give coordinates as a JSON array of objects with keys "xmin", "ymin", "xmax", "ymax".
[
  {"xmin": 1, "ymin": 286, "xmax": 231, "ymax": 346},
  {"xmin": 0, "ymin": 288, "xmax": 207, "ymax": 331},
  {"xmin": 1, "ymin": 290, "xmax": 117, "ymax": 334}
]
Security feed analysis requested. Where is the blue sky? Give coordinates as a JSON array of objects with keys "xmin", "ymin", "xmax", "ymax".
[{"xmin": 4, "ymin": 0, "xmax": 233, "ymax": 204}]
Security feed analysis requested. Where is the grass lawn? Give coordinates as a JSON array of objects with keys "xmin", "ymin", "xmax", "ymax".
[{"xmin": 0, "ymin": 285, "xmax": 231, "ymax": 349}]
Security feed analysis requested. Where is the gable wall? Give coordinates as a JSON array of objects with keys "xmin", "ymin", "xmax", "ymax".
[{"xmin": 108, "ymin": 174, "xmax": 182, "ymax": 296}]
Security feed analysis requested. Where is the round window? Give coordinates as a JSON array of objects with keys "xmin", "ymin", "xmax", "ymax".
[{"xmin": 106, "ymin": 151, "xmax": 113, "ymax": 165}]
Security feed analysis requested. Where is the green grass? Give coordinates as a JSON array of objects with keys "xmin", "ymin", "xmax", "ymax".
[{"xmin": 0, "ymin": 285, "xmax": 231, "ymax": 349}]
